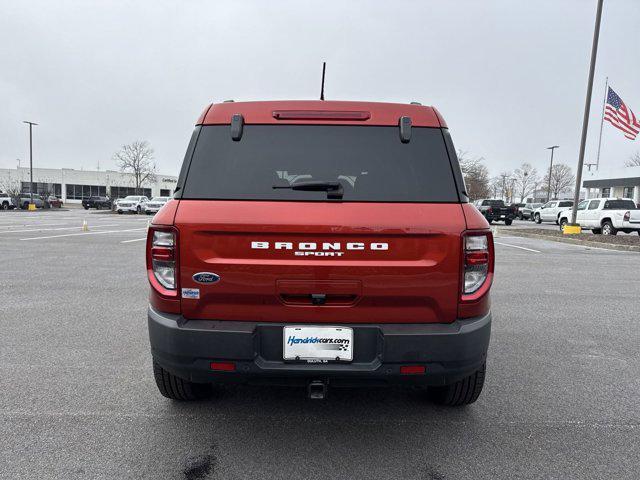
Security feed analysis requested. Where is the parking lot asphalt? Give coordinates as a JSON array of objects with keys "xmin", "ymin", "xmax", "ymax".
[{"xmin": 1, "ymin": 209, "xmax": 639, "ymax": 480}]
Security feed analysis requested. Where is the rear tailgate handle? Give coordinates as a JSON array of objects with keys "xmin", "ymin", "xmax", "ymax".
[
  {"xmin": 277, "ymin": 280, "xmax": 362, "ymax": 307},
  {"xmin": 311, "ymin": 294, "xmax": 326, "ymax": 306}
]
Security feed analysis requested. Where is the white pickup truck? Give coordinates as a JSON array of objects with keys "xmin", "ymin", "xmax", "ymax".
[{"xmin": 558, "ymin": 198, "xmax": 640, "ymax": 235}]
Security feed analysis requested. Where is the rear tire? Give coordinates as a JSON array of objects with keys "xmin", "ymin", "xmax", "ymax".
[
  {"xmin": 592, "ymin": 228, "xmax": 601, "ymax": 234},
  {"xmin": 153, "ymin": 361, "xmax": 212, "ymax": 401},
  {"xmin": 534, "ymin": 213, "xmax": 542, "ymax": 224},
  {"xmin": 428, "ymin": 362, "xmax": 486, "ymax": 406},
  {"xmin": 601, "ymin": 221, "xmax": 617, "ymax": 236},
  {"xmin": 1, "ymin": 202, "xmax": 8, "ymax": 210},
  {"xmin": 504, "ymin": 219, "xmax": 513, "ymax": 226},
  {"xmin": 559, "ymin": 217, "xmax": 568, "ymax": 230}
]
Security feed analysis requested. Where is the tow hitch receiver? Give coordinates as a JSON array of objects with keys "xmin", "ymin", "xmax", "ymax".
[{"xmin": 308, "ymin": 380, "xmax": 327, "ymax": 400}]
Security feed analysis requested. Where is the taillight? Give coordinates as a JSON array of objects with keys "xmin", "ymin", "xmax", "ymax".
[
  {"xmin": 147, "ymin": 227, "xmax": 178, "ymax": 296},
  {"xmin": 623, "ymin": 211, "xmax": 630, "ymax": 222},
  {"xmin": 487, "ymin": 207, "xmax": 493, "ymax": 214},
  {"xmin": 462, "ymin": 232, "xmax": 494, "ymax": 298}
]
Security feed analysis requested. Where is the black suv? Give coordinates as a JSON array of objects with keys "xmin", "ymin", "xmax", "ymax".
[{"xmin": 82, "ymin": 196, "xmax": 112, "ymax": 210}]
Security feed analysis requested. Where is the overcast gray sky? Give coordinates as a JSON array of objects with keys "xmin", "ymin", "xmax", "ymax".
[{"xmin": 1, "ymin": 0, "xmax": 639, "ymax": 178}]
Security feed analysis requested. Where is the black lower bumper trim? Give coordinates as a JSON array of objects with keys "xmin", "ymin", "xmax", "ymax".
[{"xmin": 148, "ymin": 307, "xmax": 491, "ymax": 387}]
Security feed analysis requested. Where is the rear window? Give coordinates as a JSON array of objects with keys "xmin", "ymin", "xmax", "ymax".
[
  {"xmin": 558, "ymin": 201, "xmax": 573, "ymax": 207},
  {"xmin": 181, "ymin": 125, "xmax": 460, "ymax": 202},
  {"xmin": 603, "ymin": 199, "xmax": 637, "ymax": 210},
  {"xmin": 482, "ymin": 200, "xmax": 504, "ymax": 207}
]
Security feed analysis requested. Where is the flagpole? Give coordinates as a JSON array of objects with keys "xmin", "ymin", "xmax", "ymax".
[
  {"xmin": 595, "ymin": 76, "xmax": 608, "ymax": 170},
  {"xmin": 569, "ymin": 0, "xmax": 604, "ymax": 228}
]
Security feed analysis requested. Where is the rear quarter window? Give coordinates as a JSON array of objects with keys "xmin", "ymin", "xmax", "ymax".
[
  {"xmin": 180, "ymin": 125, "xmax": 461, "ymax": 203},
  {"xmin": 603, "ymin": 200, "xmax": 637, "ymax": 210}
]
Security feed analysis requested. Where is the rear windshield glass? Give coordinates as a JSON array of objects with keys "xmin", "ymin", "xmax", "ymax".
[
  {"xmin": 558, "ymin": 201, "xmax": 573, "ymax": 207},
  {"xmin": 603, "ymin": 199, "xmax": 637, "ymax": 210},
  {"xmin": 181, "ymin": 125, "xmax": 459, "ymax": 202},
  {"xmin": 482, "ymin": 200, "xmax": 504, "ymax": 207}
]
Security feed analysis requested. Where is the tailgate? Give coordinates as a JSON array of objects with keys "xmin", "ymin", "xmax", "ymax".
[
  {"xmin": 628, "ymin": 210, "xmax": 640, "ymax": 224},
  {"xmin": 175, "ymin": 200, "xmax": 466, "ymax": 324}
]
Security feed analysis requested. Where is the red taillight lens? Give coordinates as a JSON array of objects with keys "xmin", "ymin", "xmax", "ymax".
[
  {"xmin": 272, "ymin": 110, "xmax": 371, "ymax": 121},
  {"xmin": 623, "ymin": 211, "xmax": 630, "ymax": 222},
  {"xmin": 463, "ymin": 233, "xmax": 492, "ymax": 296},
  {"xmin": 147, "ymin": 227, "xmax": 178, "ymax": 294},
  {"xmin": 487, "ymin": 207, "xmax": 493, "ymax": 214}
]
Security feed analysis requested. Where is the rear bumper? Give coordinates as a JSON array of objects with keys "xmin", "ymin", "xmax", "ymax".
[
  {"xmin": 486, "ymin": 213, "xmax": 515, "ymax": 221},
  {"xmin": 117, "ymin": 205, "xmax": 138, "ymax": 212},
  {"xmin": 148, "ymin": 307, "xmax": 491, "ymax": 387}
]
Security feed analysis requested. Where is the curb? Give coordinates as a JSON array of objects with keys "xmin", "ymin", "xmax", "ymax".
[{"xmin": 500, "ymin": 229, "xmax": 640, "ymax": 253}]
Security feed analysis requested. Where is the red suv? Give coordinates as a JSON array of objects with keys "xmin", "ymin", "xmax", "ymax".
[{"xmin": 147, "ymin": 100, "xmax": 493, "ymax": 405}]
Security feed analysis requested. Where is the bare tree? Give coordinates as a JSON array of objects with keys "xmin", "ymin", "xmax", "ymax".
[
  {"xmin": 513, "ymin": 163, "xmax": 539, "ymax": 202},
  {"xmin": 457, "ymin": 150, "xmax": 491, "ymax": 201},
  {"xmin": 0, "ymin": 177, "xmax": 22, "ymax": 206},
  {"xmin": 625, "ymin": 151, "xmax": 640, "ymax": 167},
  {"xmin": 113, "ymin": 140, "xmax": 156, "ymax": 194},
  {"xmin": 543, "ymin": 163, "xmax": 574, "ymax": 199},
  {"xmin": 497, "ymin": 171, "xmax": 513, "ymax": 201}
]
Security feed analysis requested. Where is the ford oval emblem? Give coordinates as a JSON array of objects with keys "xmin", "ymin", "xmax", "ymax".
[{"xmin": 192, "ymin": 272, "xmax": 220, "ymax": 284}]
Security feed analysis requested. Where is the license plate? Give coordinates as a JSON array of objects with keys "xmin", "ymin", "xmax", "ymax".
[{"xmin": 283, "ymin": 326, "xmax": 353, "ymax": 362}]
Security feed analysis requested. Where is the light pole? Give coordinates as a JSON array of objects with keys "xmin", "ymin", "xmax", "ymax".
[
  {"xmin": 521, "ymin": 171, "xmax": 529, "ymax": 202},
  {"xmin": 570, "ymin": 0, "xmax": 604, "ymax": 227},
  {"xmin": 546, "ymin": 146, "xmax": 559, "ymax": 201},
  {"xmin": 23, "ymin": 121, "xmax": 38, "ymax": 206}
]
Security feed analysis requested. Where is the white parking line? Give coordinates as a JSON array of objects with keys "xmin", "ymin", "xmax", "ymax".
[
  {"xmin": 0, "ymin": 222, "xmax": 70, "ymax": 228},
  {"xmin": 494, "ymin": 241, "xmax": 541, "ymax": 253},
  {"xmin": 120, "ymin": 237, "xmax": 147, "ymax": 244},
  {"xmin": 0, "ymin": 224, "xmax": 118, "ymax": 235},
  {"xmin": 20, "ymin": 228, "xmax": 147, "ymax": 241}
]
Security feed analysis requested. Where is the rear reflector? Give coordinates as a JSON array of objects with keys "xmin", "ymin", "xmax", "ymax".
[
  {"xmin": 210, "ymin": 362, "xmax": 236, "ymax": 372},
  {"xmin": 400, "ymin": 365, "xmax": 426, "ymax": 375},
  {"xmin": 272, "ymin": 110, "xmax": 371, "ymax": 121}
]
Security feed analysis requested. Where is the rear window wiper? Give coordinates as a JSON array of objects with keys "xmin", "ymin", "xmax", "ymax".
[{"xmin": 273, "ymin": 181, "xmax": 343, "ymax": 199}]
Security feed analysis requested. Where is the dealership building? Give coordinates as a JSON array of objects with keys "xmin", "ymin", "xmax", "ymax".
[
  {"xmin": 0, "ymin": 167, "xmax": 178, "ymax": 204},
  {"xmin": 582, "ymin": 165, "xmax": 640, "ymax": 204}
]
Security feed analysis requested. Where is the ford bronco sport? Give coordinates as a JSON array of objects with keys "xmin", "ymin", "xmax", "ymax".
[{"xmin": 147, "ymin": 100, "xmax": 493, "ymax": 405}]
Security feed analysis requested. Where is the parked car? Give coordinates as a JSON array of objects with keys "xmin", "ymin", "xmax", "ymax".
[
  {"xmin": 147, "ymin": 100, "xmax": 493, "ymax": 406},
  {"xmin": 18, "ymin": 194, "xmax": 45, "ymax": 209},
  {"xmin": 82, "ymin": 196, "xmax": 112, "ymax": 210},
  {"xmin": 47, "ymin": 196, "xmax": 63, "ymax": 208},
  {"xmin": 0, "ymin": 192, "xmax": 17, "ymax": 210},
  {"xmin": 533, "ymin": 200, "xmax": 574, "ymax": 224},
  {"xmin": 509, "ymin": 203, "xmax": 526, "ymax": 218},
  {"xmin": 144, "ymin": 196, "xmax": 171, "ymax": 215},
  {"xmin": 558, "ymin": 198, "xmax": 640, "ymax": 235},
  {"xmin": 473, "ymin": 199, "xmax": 516, "ymax": 225},
  {"xmin": 520, "ymin": 202, "xmax": 542, "ymax": 220},
  {"xmin": 116, "ymin": 195, "xmax": 149, "ymax": 214}
]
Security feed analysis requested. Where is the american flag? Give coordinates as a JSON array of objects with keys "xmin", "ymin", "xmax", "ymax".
[{"xmin": 604, "ymin": 87, "xmax": 640, "ymax": 140}]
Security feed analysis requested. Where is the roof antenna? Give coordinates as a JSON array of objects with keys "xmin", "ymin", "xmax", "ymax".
[{"xmin": 320, "ymin": 62, "xmax": 326, "ymax": 100}]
